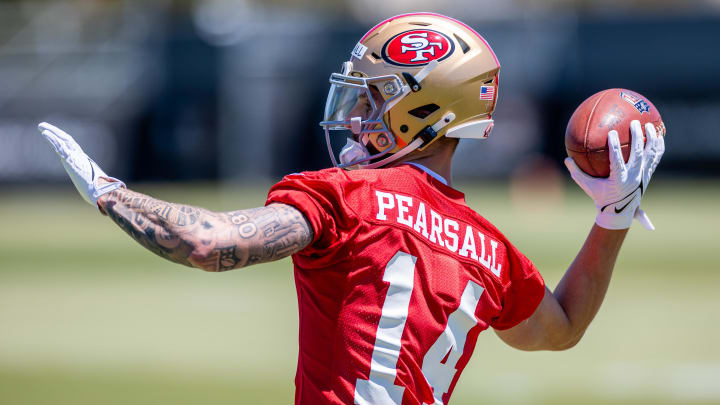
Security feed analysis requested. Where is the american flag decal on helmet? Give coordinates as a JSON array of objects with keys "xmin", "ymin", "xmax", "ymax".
[{"xmin": 480, "ymin": 86, "xmax": 495, "ymax": 100}]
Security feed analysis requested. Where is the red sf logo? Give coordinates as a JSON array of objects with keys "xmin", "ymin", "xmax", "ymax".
[{"xmin": 382, "ymin": 29, "xmax": 455, "ymax": 67}]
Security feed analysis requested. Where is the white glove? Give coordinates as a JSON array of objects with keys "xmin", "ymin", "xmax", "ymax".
[
  {"xmin": 38, "ymin": 122, "xmax": 125, "ymax": 206},
  {"xmin": 565, "ymin": 120, "xmax": 665, "ymax": 230}
]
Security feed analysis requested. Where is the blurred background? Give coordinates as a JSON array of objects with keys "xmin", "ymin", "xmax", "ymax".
[{"xmin": 1, "ymin": 0, "xmax": 719, "ymax": 404}]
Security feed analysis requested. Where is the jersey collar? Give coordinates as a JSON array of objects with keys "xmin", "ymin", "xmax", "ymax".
[{"xmin": 403, "ymin": 162, "xmax": 448, "ymax": 185}]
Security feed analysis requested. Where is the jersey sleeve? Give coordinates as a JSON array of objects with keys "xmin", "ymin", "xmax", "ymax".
[
  {"xmin": 490, "ymin": 243, "xmax": 545, "ymax": 330},
  {"xmin": 265, "ymin": 170, "xmax": 358, "ymax": 256}
]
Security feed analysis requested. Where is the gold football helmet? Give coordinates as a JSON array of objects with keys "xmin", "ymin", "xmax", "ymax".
[{"xmin": 320, "ymin": 12, "xmax": 501, "ymax": 169}]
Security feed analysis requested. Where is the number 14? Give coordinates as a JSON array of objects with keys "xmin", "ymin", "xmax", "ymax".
[{"xmin": 354, "ymin": 251, "xmax": 485, "ymax": 405}]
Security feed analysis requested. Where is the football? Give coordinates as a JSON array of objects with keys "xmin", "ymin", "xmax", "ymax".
[{"xmin": 565, "ymin": 88, "xmax": 665, "ymax": 177}]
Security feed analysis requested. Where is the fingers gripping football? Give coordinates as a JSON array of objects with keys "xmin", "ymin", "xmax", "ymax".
[
  {"xmin": 642, "ymin": 122, "xmax": 665, "ymax": 188},
  {"xmin": 565, "ymin": 120, "xmax": 664, "ymax": 230},
  {"xmin": 39, "ymin": 122, "xmax": 125, "ymax": 206}
]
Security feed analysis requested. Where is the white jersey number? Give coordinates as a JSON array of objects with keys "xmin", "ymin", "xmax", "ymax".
[
  {"xmin": 422, "ymin": 281, "xmax": 484, "ymax": 404},
  {"xmin": 354, "ymin": 251, "xmax": 484, "ymax": 405}
]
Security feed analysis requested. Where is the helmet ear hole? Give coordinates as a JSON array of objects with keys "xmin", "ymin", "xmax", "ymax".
[
  {"xmin": 408, "ymin": 104, "xmax": 440, "ymax": 119},
  {"xmin": 376, "ymin": 134, "xmax": 391, "ymax": 148},
  {"xmin": 367, "ymin": 132, "xmax": 393, "ymax": 154}
]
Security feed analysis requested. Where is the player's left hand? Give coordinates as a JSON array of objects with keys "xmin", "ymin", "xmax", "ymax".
[
  {"xmin": 565, "ymin": 120, "xmax": 665, "ymax": 230},
  {"xmin": 38, "ymin": 122, "xmax": 125, "ymax": 207}
]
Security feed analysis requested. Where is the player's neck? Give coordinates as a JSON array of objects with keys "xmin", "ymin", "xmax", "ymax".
[{"xmin": 392, "ymin": 143, "xmax": 455, "ymax": 186}]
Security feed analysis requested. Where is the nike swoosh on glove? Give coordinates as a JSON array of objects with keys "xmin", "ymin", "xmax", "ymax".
[
  {"xmin": 39, "ymin": 122, "xmax": 125, "ymax": 207},
  {"xmin": 565, "ymin": 120, "xmax": 665, "ymax": 230}
]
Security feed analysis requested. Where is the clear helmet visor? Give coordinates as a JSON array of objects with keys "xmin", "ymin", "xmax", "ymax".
[{"xmin": 324, "ymin": 83, "xmax": 380, "ymax": 126}]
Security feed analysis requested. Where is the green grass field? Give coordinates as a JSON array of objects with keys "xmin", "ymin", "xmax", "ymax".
[{"xmin": 1, "ymin": 180, "xmax": 719, "ymax": 404}]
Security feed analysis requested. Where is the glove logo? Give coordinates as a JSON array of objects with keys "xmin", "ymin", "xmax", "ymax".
[
  {"xmin": 381, "ymin": 29, "xmax": 454, "ymax": 67},
  {"xmin": 613, "ymin": 195, "xmax": 637, "ymax": 214},
  {"xmin": 601, "ymin": 183, "xmax": 644, "ymax": 213}
]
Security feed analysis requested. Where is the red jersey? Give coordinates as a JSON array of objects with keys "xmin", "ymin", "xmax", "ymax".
[{"xmin": 266, "ymin": 164, "xmax": 545, "ymax": 405}]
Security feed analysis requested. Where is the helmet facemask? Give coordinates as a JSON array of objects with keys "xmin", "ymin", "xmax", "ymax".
[{"xmin": 320, "ymin": 62, "xmax": 411, "ymax": 169}]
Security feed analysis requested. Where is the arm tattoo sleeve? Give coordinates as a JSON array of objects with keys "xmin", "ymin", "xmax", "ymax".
[{"xmin": 97, "ymin": 188, "xmax": 313, "ymax": 272}]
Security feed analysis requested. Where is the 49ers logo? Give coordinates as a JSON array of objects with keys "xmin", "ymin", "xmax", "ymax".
[{"xmin": 381, "ymin": 29, "xmax": 455, "ymax": 67}]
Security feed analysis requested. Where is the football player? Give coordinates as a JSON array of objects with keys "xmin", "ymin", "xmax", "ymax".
[{"xmin": 40, "ymin": 12, "xmax": 664, "ymax": 405}]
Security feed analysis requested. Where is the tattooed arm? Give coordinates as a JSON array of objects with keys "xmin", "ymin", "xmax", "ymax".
[
  {"xmin": 36, "ymin": 122, "xmax": 310, "ymax": 270},
  {"xmin": 96, "ymin": 187, "xmax": 313, "ymax": 272}
]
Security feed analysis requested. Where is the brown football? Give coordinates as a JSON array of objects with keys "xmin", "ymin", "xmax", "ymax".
[{"xmin": 565, "ymin": 88, "xmax": 665, "ymax": 178}]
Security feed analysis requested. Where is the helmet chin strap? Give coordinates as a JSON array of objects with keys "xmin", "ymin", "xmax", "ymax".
[
  {"xmin": 362, "ymin": 137, "xmax": 424, "ymax": 169},
  {"xmin": 362, "ymin": 111, "xmax": 455, "ymax": 169}
]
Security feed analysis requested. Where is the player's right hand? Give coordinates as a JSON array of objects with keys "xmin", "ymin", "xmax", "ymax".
[
  {"xmin": 38, "ymin": 122, "xmax": 125, "ymax": 207},
  {"xmin": 564, "ymin": 120, "xmax": 665, "ymax": 230}
]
